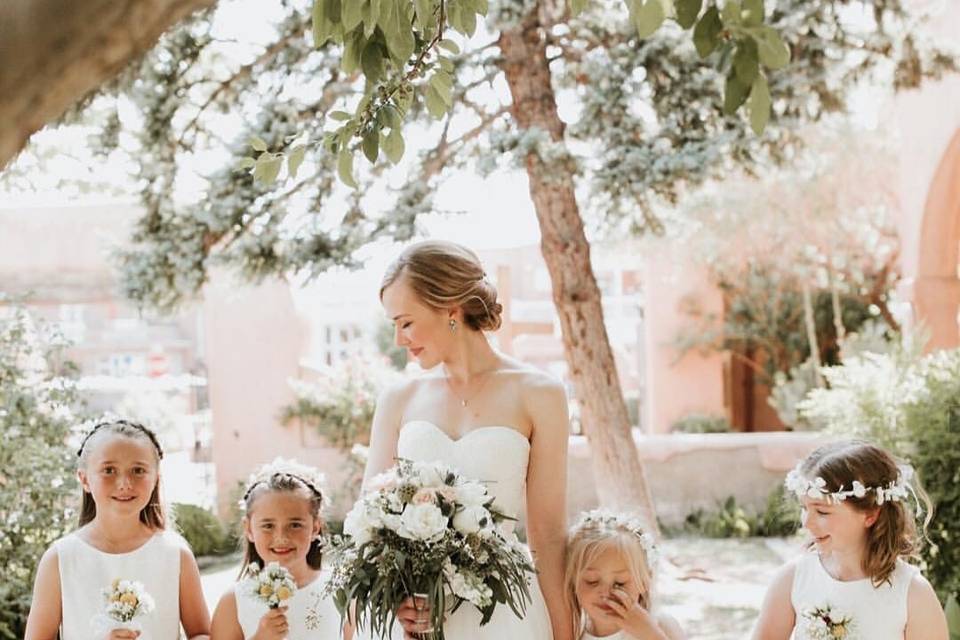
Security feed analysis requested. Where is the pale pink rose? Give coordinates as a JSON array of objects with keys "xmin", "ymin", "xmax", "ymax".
[
  {"xmin": 437, "ymin": 486, "xmax": 457, "ymax": 502},
  {"xmin": 412, "ymin": 488, "xmax": 438, "ymax": 505}
]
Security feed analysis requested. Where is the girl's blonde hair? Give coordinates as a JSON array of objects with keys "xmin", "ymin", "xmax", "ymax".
[
  {"xmin": 797, "ymin": 440, "xmax": 932, "ymax": 586},
  {"xmin": 380, "ymin": 240, "xmax": 503, "ymax": 331},
  {"xmin": 564, "ymin": 513, "xmax": 656, "ymax": 635}
]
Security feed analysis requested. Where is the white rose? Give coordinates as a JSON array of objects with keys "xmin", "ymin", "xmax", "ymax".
[
  {"xmin": 415, "ymin": 463, "xmax": 447, "ymax": 487},
  {"xmin": 398, "ymin": 503, "xmax": 448, "ymax": 541},
  {"xmin": 343, "ymin": 504, "xmax": 374, "ymax": 545},
  {"xmin": 452, "ymin": 505, "xmax": 491, "ymax": 535},
  {"xmin": 456, "ymin": 482, "xmax": 489, "ymax": 507}
]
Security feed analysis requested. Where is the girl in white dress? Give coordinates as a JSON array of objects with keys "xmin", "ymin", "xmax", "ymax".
[
  {"xmin": 211, "ymin": 459, "xmax": 348, "ymax": 640},
  {"xmin": 365, "ymin": 240, "xmax": 571, "ymax": 640},
  {"xmin": 564, "ymin": 510, "xmax": 684, "ymax": 640},
  {"xmin": 752, "ymin": 440, "xmax": 948, "ymax": 640},
  {"xmin": 24, "ymin": 418, "xmax": 211, "ymax": 640}
]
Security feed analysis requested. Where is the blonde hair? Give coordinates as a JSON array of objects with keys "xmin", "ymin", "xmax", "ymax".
[
  {"xmin": 798, "ymin": 440, "xmax": 932, "ymax": 586},
  {"xmin": 380, "ymin": 240, "xmax": 503, "ymax": 331},
  {"xmin": 564, "ymin": 516, "xmax": 656, "ymax": 635}
]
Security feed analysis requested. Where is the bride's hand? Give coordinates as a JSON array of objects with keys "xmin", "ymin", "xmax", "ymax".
[{"xmin": 397, "ymin": 595, "xmax": 434, "ymax": 638}]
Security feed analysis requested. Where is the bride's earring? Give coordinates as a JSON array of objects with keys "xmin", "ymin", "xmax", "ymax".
[{"xmin": 449, "ymin": 318, "xmax": 457, "ymax": 333}]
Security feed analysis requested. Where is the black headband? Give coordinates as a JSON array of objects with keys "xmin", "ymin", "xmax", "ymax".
[
  {"xmin": 77, "ymin": 419, "xmax": 165, "ymax": 460},
  {"xmin": 242, "ymin": 471, "xmax": 323, "ymax": 503}
]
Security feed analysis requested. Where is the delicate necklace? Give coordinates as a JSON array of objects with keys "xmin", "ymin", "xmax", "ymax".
[{"xmin": 442, "ymin": 365, "xmax": 496, "ymax": 408}]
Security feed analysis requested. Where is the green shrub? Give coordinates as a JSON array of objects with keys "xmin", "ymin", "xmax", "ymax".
[
  {"xmin": 172, "ymin": 503, "xmax": 234, "ymax": 557},
  {"xmin": 800, "ymin": 345, "xmax": 960, "ymax": 604},
  {"xmin": 670, "ymin": 487, "xmax": 800, "ymax": 539},
  {"xmin": 0, "ymin": 304, "xmax": 79, "ymax": 639},
  {"xmin": 671, "ymin": 413, "xmax": 731, "ymax": 434}
]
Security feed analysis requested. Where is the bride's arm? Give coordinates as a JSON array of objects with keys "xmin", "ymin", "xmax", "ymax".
[
  {"xmin": 524, "ymin": 376, "xmax": 574, "ymax": 640},
  {"xmin": 362, "ymin": 380, "xmax": 412, "ymax": 487}
]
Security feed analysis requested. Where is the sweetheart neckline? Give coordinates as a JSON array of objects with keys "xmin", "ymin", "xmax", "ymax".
[{"xmin": 400, "ymin": 420, "xmax": 531, "ymax": 448}]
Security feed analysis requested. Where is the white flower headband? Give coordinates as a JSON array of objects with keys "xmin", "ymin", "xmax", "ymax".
[
  {"xmin": 784, "ymin": 463, "xmax": 914, "ymax": 506},
  {"xmin": 575, "ymin": 509, "xmax": 659, "ymax": 565},
  {"xmin": 240, "ymin": 457, "xmax": 327, "ymax": 509}
]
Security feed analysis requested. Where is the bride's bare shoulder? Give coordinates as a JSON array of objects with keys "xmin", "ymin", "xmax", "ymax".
[{"xmin": 500, "ymin": 358, "xmax": 565, "ymax": 396}]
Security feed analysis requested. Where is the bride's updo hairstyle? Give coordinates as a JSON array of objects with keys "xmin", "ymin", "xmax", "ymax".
[{"xmin": 380, "ymin": 240, "xmax": 504, "ymax": 332}]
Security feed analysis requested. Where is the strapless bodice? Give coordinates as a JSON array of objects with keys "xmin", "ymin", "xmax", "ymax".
[{"xmin": 397, "ymin": 420, "xmax": 531, "ymax": 529}]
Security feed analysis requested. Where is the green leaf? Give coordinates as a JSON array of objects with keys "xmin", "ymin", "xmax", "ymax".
[
  {"xmin": 458, "ymin": 6, "xmax": 478, "ymax": 36},
  {"xmin": 944, "ymin": 594, "xmax": 960, "ymax": 639},
  {"xmin": 237, "ymin": 156, "xmax": 256, "ymax": 171},
  {"xmin": 438, "ymin": 56, "xmax": 454, "ymax": 73},
  {"xmin": 630, "ymin": 0, "xmax": 666, "ymax": 39},
  {"xmin": 342, "ymin": 29, "xmax": 366, "ymax": 73},
  {"xmin": 429, "ymin": 71, "xmax": 453, "ymax": 106},
  {"xmin": 693, "ymin": 6, "xmax": 722, "ymax": 58},
  {"xmin": 361, "ymin": 40, "xmax": 386, "ymax": 84},
  {"xmin": 337, "ymin": 149, "xmax": 358, "ymax": 188},
  {"xmin": 747, "ymin": 73, "xmax": 770, "ymax": 134},
  {"xmin": 382, "ymin": 128, "xmax": 405, "ymax": 164},
  {"xmin": 287, "ymin": 145, "xmax": 307, "ymax": 178},
  {"xmin": 249, "ymin": 136, "xmax": 268, "ymax": 152},
  {"xmin": 253, "ymin": 153, "xmax": 283, "ymax": 184},
  {"xmin": 570, "ymin": 0, "xmax": 588, "ymax": 17},
  {"xmin": 733, "ymin": 37, "xmax": 759, "ymax": 85},
  {"xmin": 342, "ymin": 0, "xmax": 364, "ymax": 32},
  {"xmin": 312, "ymin": 0, "xmax": 331, "ymax": 47},
  {"xmin": 382, "ymin": 104, "xmax": 403, "ymax": 129},
  {"xmin": 362, "ymin": 128, "xmax": 380, "ymax": 163},
  {"xmin": 424, "ymin": 85, "xmax": 447, "ymax": 119},
  {"xmin": 675, "ymin": 0, "xmax": 701, "ymax": 29},
  {"xmin": 361, "ymin": 0, "xmax": 379, "ymax": 36},
  {"xmin": 723, "ymin": 70, "xmax": 750, "ymax": 115},
  {"xmin": 329, "ymin": 111, "xmax": 351, "ymax": 121},
  {"xmin": 721, "ymin": 0, "xmax": 741, "ymax": 27},
  {"xmin": 742, "ymin": 0, "xmax": 763, "ymax": 27},
  {"xmin": 438, "ymin": 39, "xmax": 460, "ymax": 55},
  {"xmin": 754, "ymin": 25, "xmax": 790, "ymax": 69},
  {"xmin": 414, "ymin": 0, "xmax": 434, "ymax": 30}
]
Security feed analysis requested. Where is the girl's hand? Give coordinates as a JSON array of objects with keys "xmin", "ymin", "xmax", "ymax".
[
  {"xmin": 397, "ymin": 595, "xmax": 436, "ymax": 639},
  {"xmin": 252, "ymin": 606, "xmax": 289, "ymax": 640},
  {"xmin": 604, "ymin": 588, "xmax": 668, "ymax": 640},
  {"xmin": 106, "ymin": 630, "xmax": 140, "ymax": 640}
]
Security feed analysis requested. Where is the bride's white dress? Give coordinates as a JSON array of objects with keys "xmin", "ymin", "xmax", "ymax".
[{"xmin": 362, "ymin": 419, "xmax": 554, "ymax": 640}]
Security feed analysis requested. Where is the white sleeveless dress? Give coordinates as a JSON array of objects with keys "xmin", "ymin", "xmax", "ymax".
[
  {"xmin": 56, "ymin": 530, "xmax": 184, "ymax": 640},
  {"xmin": 790, "ymin": 551, "xmax": 918, "ymax": 639},
  {"xmin": 358, "ymin": 420, "xmax": 554, "ymax": 639},
  {"xmin": 236, "ymin": 568, "xmax": 343, "ymax": 639}
]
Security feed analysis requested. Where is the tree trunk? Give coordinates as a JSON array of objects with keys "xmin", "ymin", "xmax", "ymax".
[
  {"xmin": 498, "ymin": 9, "xmax": 659, "ymax": 534},
  {"xmin": 0, "ymin": 0, "xmax": 217, "ymax": 169}
]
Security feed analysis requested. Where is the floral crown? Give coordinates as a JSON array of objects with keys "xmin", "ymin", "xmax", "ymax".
[
  {"xmin": 241, "ymin": 457, "xmax": 327, "ymax": 507},
  {"xmin": 784, "ymin": 462, "xmax": 914, "ymax": 506},
  {"xmin": 574, "ymin": 509, "xmax": 659, "ymax": 565},
  {"xmin": 76, "ymin": 413, "xmax": 164, "ymax": 460}
]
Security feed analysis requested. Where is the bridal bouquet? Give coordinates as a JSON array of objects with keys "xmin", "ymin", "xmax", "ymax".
[
  {"xmin": 800, "ymin": 604, "xmax": 856, "ymax": 639},
  {"xmin": 90, "ymin": 578, "xmax": 155, "ymax": 636},
  {"xmin": 326, "ymin": 460, "xmax": 534, "ymax": 639},
  {"xmin": 243, "ymin": 561, "xmax": 298, "ymax": 609}
]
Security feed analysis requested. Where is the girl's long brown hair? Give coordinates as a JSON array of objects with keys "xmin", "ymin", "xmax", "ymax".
[
  {"xmin": 800, "ymin": 440, "xmax": 932, "ymax": 586},
  {"xmin": 77, "ymin": 419, "xmax": 166, "ymax": 530}
]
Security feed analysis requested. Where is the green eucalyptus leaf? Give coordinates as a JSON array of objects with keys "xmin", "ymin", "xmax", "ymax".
[
  {"xmin": 438, "ymin": 56, "xmax": 454, "ymax": 73},
  {"xmin": 342, "ymin": 0, "xmax": 364, "ymax": 32},
  {"xmin": 382, "ymin": 128, "xmax": 405, "ymax": 163},
  {"xmin": 362, "ymin": 128, "xmax": 380, "ymax": 163},
  {"xmin": 754, "ymin": 25, "xmax": 790, "ymax": 69},
  {"xmin": 361, "ymin": 0, "xmax": 379, "ymax": 36},
  {"xmin": 748, "ymin": 73, "xmax": 771, "ymax": 134},
  {"xmin": 721, "ymin": 0, "xmax": 741, "ymax": 27},
  {"xmin": 253, "ymin": 153, "xmax": 283, "ymax": 184},
  {"xmin": 742, "ymin": 0, "xmax": 764, "ymax": 27},
  {"xmin": 424, "ymin": 85, "xmax": 447, "ymax": 119},
  {"xmin": 287, "ymin": 145, "xmax": 307, "ymax": 178},
  {"xmin": 734, "ymin": 37, "xmax": 759, "ymax": 85},
  {"xmin": 693, "ymin": 6, "xmax": 722, "ymax": 58},
  {"xmin": 675, "ymin": 0, "xmax": 702, "ymax": 29},
  {"xmin": 237, "ymin": 156, "xmax": 256, "ymax": 170},
  {"xmin": 723, "ymin": 69, "xmax": 750, "ymax": 115},
  {"xmin": 944, "ymin": 594, "xmax": 960, "ymax": 639},
  {"xmin": 429, "ymin": 72, "xmax": 453, "ymax": 106},
  {"xmin": 337, "ymin": 148, "xmax": 358, "ymax": 188},
  {"xmin": 249, "ymin": 136, "xmax": 268, "ymax": 152},
  {"xmin": 414, "ymin": 0, "xmax": 434, "ymax": 29},
  {"xmin": 438, "ymin": 39, "xmax": 460, "ymax": 55},
  {"xmin": 361, "ymin": 40, "xmax": 386, "ymax": 84},
  {"xmin": 342, "ymin": 29, "xmax": 366, "ymax": 73},
  {"xmin": 631, "ymin": 0, "xmax": 666, "ymax": 39},
  {"xmin": 329, "ymin": 111, "xmax": 352, "ymax": 121},
  {"xmin": 382, "ymin": 104, "xmax": 403, "ymax": 129}
]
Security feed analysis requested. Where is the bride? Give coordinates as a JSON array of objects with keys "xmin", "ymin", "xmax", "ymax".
[{"xmin": 361, "ymin": 240, "xmax": 573, "ymax": 640}]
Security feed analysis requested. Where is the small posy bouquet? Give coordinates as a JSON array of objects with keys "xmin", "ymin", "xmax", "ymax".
[
  {"xmin": 243, "ymin": 561, "xmax": 298, "ymax": 609},
  {"xmin": 90, "ymin": 578, "xmax": 156, "ymax": 636},
  {"xmin": 800, "ymin": 604, "xmax": 857, "ymax": 639},
  {"xmin": 327, "ymin": 459, "xmax": 534, "ymax": 640}
]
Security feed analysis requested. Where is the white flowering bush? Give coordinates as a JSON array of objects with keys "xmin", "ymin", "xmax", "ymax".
[
  {"xmin": 0, "ymin": 302, "xmax": 79, "ymax": 638},
  {"xmin": 327, "ymin": 460, "xmax": 533, "ymax": 639}
]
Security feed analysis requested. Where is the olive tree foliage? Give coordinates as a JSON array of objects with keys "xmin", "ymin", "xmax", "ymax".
[{"xmin": 16, "ymin": 0, "xmax": 949, "ymax": 310}]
